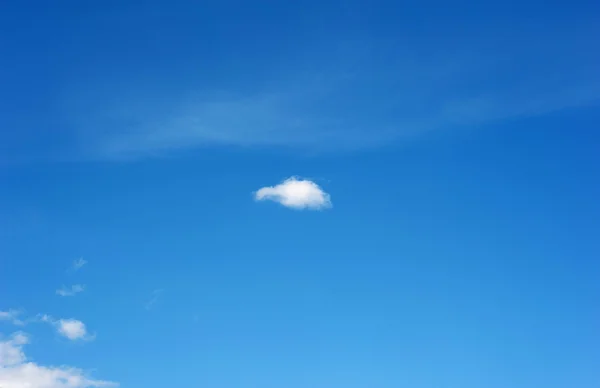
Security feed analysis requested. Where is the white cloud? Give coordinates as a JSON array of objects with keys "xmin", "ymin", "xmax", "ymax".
[
  {"xmin": 56, "ymin": 285, "xmax": 85, "ymax": 297},
  {"xmin": 0, "ymin": 332, "xmax": 116, "ymax": 388},
  {"xmin": 56, "ymin": 320, "xmax": 90, "ymax": 341},
  {"xmin": 0, "ymin": 332, "xmax": 28, "ymax": 365},
  {"xmin": 254, "ymin": 177, "xmax": 332, "ymax": 210},
  {"xmin": 39, "ymin": 316, "xmax": 93, "ymax": 341},
  {"xmin": 0, "ymin": 310, "xmax": 25, "ymax": 326},
  {"xmin": 72, "ymin": 258, "xmax": 87, "ymax": 271}
]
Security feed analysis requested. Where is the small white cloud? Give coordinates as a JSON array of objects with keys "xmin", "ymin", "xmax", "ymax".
[
  {"xmin": 56, "ymin": 284, "xmax": 85, "ymax": 297},
  {"xmin": 254, "ymin": 177, "xmax": 332, "ymax": 210},
  {"xmin": 39, "ymin": 316, "xmax": 93, "ymax": 341},
  {"xmin": 0, "ymin": 310, "xmax": 25, "ymax": 326},
  {"xmin": 56, "ymin": 319, "xmax": 91, "ymax": 341},
  {"xmin": 0, "ymin": 331, "xmax": 116, "ymax": 388},
  {"xmin": 72, "ymin": 258, "xmax": 87, "ymax": 271}
]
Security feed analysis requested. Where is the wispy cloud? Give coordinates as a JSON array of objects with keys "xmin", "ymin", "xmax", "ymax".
[
  {"xmin": 0, "ymin": 332, "xmax": 116, "ymax": 387},
  {"xmin": 144, "ymin": 289, "xmax": 164, "ymax": 311},
  {"xmin": 67, "ymin": 33, "xmax": 599, "ymax": 161},
  {"xmin": 71, "ymin": 258, "xmax": 87, "ymax": 271},
  {"xmin": 56, "ymin": 284, "xmax": 85, "ymax": 297},
  {"xmin": 0, "ymin": 310, "xmax": 25, "ymax": 326},
  {"xmin": 1, "ymin": 7, "xmax": 597, "ymax": 165},
  {"xmin": 35, "ymin": 16, "xmax": 592, "ymax": 162},
  {"xmin": 254, "ymin": 177, "xmax": 332, "ymax": 210},
  {"xmin": 2, "ymin": 310, "xmax": 95, "ymax": 341}
]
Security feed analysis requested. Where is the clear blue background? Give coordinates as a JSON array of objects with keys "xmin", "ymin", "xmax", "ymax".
[{"xmin": 1, "ymin": 1, "xmax": 599, "ymax": 387}]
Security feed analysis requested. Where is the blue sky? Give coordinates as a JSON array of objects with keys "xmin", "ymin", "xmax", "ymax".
[{"xmin": 1, "ymin": 0, "xmax": 599, "ymax": 387}]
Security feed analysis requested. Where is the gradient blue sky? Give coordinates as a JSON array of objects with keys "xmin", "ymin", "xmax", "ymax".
[{"xmin": 1, "ymin": 1, "xmax": 599, "ymax": 387}]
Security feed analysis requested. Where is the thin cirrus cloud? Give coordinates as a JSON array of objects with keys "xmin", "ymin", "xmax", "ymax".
[
  {"xmin": 56, "ymin": 284, "xmax": 85, "ymax": 297},
  {"xmin": 0, "ymin": 10, "xmax": 597, "ymax": 163},
  {"xmin": 56, "ymin": 20, "xmax": 600, "ymax": 162},
  {"xmin": 254, "ymin": 177, "xmax": 332, "ymax": 210},
  {"xmin": 0, "ymin": 332, "xmax": 116, "ymax": 388}
]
